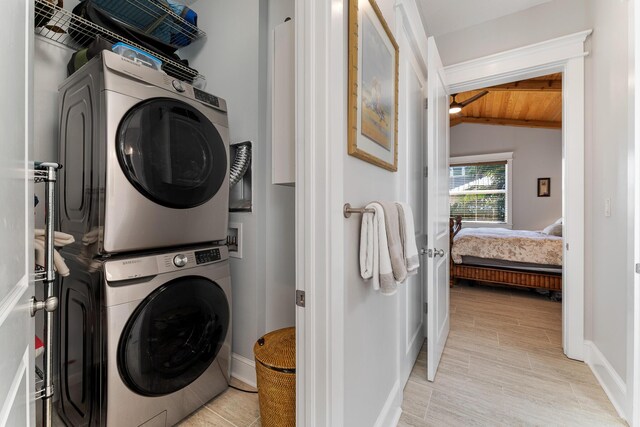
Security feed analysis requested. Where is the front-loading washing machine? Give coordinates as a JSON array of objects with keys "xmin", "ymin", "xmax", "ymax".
[
  {"xmin": 58, "ymin": 50, "xmax": 230, "ymax": 255},
  {"xmin": 57, "ymin": 244, "xmax": 232, "ymax": 427}
]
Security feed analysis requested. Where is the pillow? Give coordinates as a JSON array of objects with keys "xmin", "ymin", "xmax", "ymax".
[
  {"xmin": 543, "ymin": 222, "xmax": 563, "ymax": 237},
  {"xmin": 554, "ymin": 218, "xmax": 563, "ymax": 225}
]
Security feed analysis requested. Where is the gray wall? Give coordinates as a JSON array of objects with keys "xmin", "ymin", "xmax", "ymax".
[
  {"xmin": 450, "ymin": 124, "xmax": 562, "ymax": 230},
  {"xmin": 182, "ymin": 0, "xmax": 296, "ymax": 364},
  {"xmin": 435, "ymin": 0, "xmax": 632, "ymax": 398}
]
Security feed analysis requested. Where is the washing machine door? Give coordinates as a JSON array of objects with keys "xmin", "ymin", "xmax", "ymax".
[
  {"xmin": 118, "ymin": 276, "xmax": 230, "ymax": 396},
  {"xmin": 117, "ymin": 98, "xmax": 227, "ymax": 209}
]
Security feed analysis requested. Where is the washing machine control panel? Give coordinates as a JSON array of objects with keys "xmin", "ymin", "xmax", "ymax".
[
  {"xmin": 104, "ymin": 246, "xmax": 229, "ymax": 282},
  {"xmin": 195, "ymin": 248, "xmax": 221, "ymax": 264},
  {"xmin": 194, "ymin": 88, "xmax": 220, "ymax": 108}
]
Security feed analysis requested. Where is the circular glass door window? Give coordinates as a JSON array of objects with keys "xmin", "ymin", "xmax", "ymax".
[
  {"xmin": 118, "ymin": 276, "xmax": 230, "ymax": 396},
  {"xmin": 117, "ymin": 98, "xmax": 227, "ymax": 209}
]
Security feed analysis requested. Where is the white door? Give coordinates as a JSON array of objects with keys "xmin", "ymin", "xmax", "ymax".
[
  {"xmin": 425, "ymin": 37, "xmax": 450, "ymax": 381},
  {"xmin": 0, "ymin": 0, "xmax": 35, "ymax": 426}
]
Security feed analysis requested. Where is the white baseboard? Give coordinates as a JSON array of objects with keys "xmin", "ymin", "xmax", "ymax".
[
  {"xmin": 231, "ymin": 353, "xmax": 257, "ymax": 388},
  {"xmin": 584, "ymin": 340, "xmax": 628, "ymax": 422},
  {"xmin": 373, "ymin": 379, "xmax": 402, "ymax": 427}
]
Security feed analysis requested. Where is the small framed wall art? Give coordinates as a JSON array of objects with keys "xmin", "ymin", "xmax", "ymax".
[
  {"xmin": 538, "ymin": 177, "xmax": 551, "ymax": 197},
  {"xmin": 347, "ymin": 0, "xmax": 399, "ymax": 172}
]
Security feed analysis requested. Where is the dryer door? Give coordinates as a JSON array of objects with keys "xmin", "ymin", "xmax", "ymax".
[
  {"xmin": 118, "ymin": 276, "xmax": 230, "ymax": 396},
  {"xmin": 117, "ymin": 98, "xmax": 227, "ymax": 209}
]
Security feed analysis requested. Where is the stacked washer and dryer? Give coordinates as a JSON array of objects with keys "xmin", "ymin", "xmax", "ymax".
[{"xmin": 56, "ymin": 50, "xmax": 233, "ymax": 427}]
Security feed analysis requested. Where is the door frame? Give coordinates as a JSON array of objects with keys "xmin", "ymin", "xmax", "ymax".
[
  {"xmin": 445, "ymin": 30, "xmax": 591, "ymax": 361},
  {"xmin": 294, "ymin": 0, "xmax": 346, "ymax": 425}
]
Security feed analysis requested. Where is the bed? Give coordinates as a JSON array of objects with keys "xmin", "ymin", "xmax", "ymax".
[{"xmin": 449, "ymin": 216, "xmax": 563, "ymax": 292}]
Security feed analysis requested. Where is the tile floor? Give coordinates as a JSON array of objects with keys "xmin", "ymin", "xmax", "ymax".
[
  {"xmin": 398, "ymin": 282, "xmax": 626, "ymax": 427},
  {"xmin": 54, "ymin": 281, "xmax": 626, "ymax": 426},
  {"xmin": 179, "ymin": 378, "xmax": 261, "ymax": 427}
]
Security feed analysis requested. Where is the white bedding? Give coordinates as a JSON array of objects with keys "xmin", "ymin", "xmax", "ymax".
[{"xmin": 452, "ymin": 227, "xmax": 563, "ymax": 266}]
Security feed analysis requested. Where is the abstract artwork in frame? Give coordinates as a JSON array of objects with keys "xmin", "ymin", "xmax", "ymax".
[{"xmin": 348, "ymin": 0, "xmax": 399, "ymax": 171}]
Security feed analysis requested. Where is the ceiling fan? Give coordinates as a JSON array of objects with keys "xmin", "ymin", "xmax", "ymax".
[{"xmin": 449, "ymin": 90, "xmax": 489, "ymax": 114}]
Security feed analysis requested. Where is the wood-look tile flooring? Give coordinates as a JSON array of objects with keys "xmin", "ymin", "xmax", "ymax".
[
  {"xmin": 178, "ymin": 378, "xmax": 261, "ymax": 427},
  {"xmin": 399, "ymin": 282, "xmax": 626, "ymax": 427}
]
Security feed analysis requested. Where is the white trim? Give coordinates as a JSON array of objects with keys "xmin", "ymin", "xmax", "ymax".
[
  {"xmin": 231, "ymin": 353, "xmax": 256, "ymax": 388},
  {"xmin": 446, "ymin": 30, "xmax": 592, "ymax": 93},
  {"xmin": 0, "ymin": 275, "xmax": 28, "ymax": 326},
  {"xmin": 449, "ymin": 151, "xmax": 513, "ymax": 164},
  {"xmin": 372, "ymin": 379, "xmax": 402, "ymax": 427},
  {"xmin": 630, "ymin": 0, "xmax": 640, "ymax": 424},
  {"xmin": 295, "ymin": 0, "xmax": 346, "ymax": 425},
  {"xmin": 445, "ymin": 30, "xmax": 589, "ymax": 362},
  {"xmin": 0, "ymin": 348, "xmax": 28, "ymax": 427},
  {"xmin": 584, "ymin": 341, "xmax": 628, "ymax": 421}
]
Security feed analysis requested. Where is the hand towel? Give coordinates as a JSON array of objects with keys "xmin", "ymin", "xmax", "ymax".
[
  {"xmin": 396, "ymin": 202, "xmax": 420, "ymax": 275},
  {"xmin": 360, "ymin": 202, "xmax": 397, "ymax": 295},
  {"xmin": 34, "ymin": 239, "xmax": 70, "ymax": 277},
  {"xmin": 34, "ymin": 229, "xmax": 75, "ymax": 247},
  {"xmin": 377, "ymin": 201, "xmax": 407, "ymax": 284}
]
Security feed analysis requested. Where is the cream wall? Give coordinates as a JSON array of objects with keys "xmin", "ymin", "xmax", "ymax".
[{"xmin": 450, "ymin": 124, "xmax": 563, "ymax": 231}]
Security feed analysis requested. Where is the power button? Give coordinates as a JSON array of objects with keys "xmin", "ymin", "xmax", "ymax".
[
  {"xmin": 173, "ymin": 254, "xmax": 188, "ymax": 267},
  {"xmin": 172, "ymin": 79, "xmax": 185, "ymax": 93}
]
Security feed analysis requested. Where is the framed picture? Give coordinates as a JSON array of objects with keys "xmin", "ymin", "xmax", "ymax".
[
  {"xmin": 348, "ymin": 0, "xmax": 399, "ymax": 171},
  {"xmin": 538, "ymin": 178, "xmax": 551, "ymax": 197}
]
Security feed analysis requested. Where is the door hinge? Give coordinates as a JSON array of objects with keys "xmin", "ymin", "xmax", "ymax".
[
  {"xmin": 424, "ymin": 98, "xmax": 428, "ymax": 109},
  {"xmin": 296, "ymin": 290, "xmax": 306, "ymax": 307},
  {"xmin": 635, "ymin": 263, "xmax": 640, "ymax": 274},
  {"xmin": 424, "ymin": 166, "xmax": 428, "ymax": 178},
  {"xmin": 424, "ymin": 302, "xmax": 428, "ymax": 313}
]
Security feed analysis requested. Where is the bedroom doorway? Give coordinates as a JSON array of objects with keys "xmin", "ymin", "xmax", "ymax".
[
  {"xmin": 447, "ymin": 72, "xmax": 565, "ymax": 362},
  {"xmin": 443, "ymin": 30, "xmax": 590, "ymax": 361}
]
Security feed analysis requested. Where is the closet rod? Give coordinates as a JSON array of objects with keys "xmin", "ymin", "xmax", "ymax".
[{"xmin": 343, "ymin": 203, "xmax": 375, "ymax": 218}]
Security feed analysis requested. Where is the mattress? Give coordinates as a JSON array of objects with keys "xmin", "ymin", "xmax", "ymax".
[
  {"xmin": 452, "ymin": 227, "xmax": 563, "ymax": 266},
  {"xmin": 460, "ymin": 256, "xmax": 562, "ymax": 274}
]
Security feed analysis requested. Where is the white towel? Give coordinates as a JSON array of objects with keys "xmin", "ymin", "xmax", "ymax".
[
  {"xmin": 34, "ymin": 229, "xmax": 75, "ymax": 277},
  {"xmin": 359, "ymin": 202, "xmax": 397, "ymax": 295},
  {"xmin": 34, "ymin": 239, "xmax": 70, "ymax": 277},
  {"xmin": 396, "ymin": 202, "xmax": 420, "ymax": 275},
  {"xmin": 378, "ymin": 200, "xmax": 407, "ymax": 284}
]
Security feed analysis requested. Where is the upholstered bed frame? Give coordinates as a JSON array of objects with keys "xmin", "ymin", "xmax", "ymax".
[{"xmin": 449, "ymin": 216, "xmax": 562, "ymax": 292}]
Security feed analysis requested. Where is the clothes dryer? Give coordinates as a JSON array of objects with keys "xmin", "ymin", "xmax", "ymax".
[
  {"xmin": 58, "ymin": 50, "xmax": 230, "ymax": 255},
  {"xmin": 57, "ymin": 244, "xmax": 232, "ymax": 426}
]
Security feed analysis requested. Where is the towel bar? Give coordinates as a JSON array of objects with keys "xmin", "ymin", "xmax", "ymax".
[{"xmin": 343, "ymin": 203, "xmax": 375, "ymax": 218}]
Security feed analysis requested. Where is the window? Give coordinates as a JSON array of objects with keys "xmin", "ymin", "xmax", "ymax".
[{"xmin": 449, "ymin": 153, "xmax": 512, "ymax": 226}]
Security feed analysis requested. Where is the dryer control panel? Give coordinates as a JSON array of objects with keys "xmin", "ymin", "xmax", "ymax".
[
  {"xmin": 195, "ymin": 248, "xmax": 221, "ymax": 264},
  {"xmin": 105, "ymin": 245, "xmax": 229, "ymax": 282}
]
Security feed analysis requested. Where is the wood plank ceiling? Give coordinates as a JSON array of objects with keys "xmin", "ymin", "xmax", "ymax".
[{"xmin": 449, "ymin": 73, "xmax": 562, "ymax": 129}]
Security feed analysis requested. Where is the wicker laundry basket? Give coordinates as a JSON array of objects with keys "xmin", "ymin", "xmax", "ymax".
[{"xmin": 254, "ymin": 327, "xmax": 295, "ymax": 427}]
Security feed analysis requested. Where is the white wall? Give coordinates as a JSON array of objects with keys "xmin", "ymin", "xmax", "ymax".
[
  {"xmin": 584, "ymin": 0, "xmax": 631, "ymax": 410},
  {"xmin": 434, "ymin": 0, "xmax": 590, "ymax": 66},
  {"xmin": 265, "ymin": 0, "xmax": 296, "ymax": 334},
  {"xmin": 341, "ymin": 1, "xmax": 426, "ymax": 425},
  {"xmin": 450, "ymin": 124, "xmax": 562, "ymax": 230},
  {"xmin": 435, "ymin": 0, "xmax": 634, "ymax": 420},
  {"xmin": 182, "ymin": 0, "xmax": 296, "ymax": 371}
]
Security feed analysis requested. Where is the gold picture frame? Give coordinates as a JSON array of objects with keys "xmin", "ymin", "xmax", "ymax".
[{"xmin": 348, "ymin": 0, "xmax": 399, "ymax": 172}]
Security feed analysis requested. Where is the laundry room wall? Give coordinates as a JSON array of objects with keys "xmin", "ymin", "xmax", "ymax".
[
  {"xmin": 450, "ymin": 124, "xmax": 563, "ymax": 231},
  {"xmin": 181, "ymin": 0, "xmax": 296, "ymax": 385}
]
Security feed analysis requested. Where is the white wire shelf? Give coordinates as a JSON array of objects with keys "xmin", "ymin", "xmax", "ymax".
[{"xmin": 34, "ymin": 0, "xmax": 205, "ymax": 83}]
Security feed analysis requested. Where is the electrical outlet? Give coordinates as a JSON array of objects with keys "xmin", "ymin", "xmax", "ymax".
[
  {"xmin": 604, "ymin": 198, "xmax": 611, "ymax": 217},
  {"xmin": 228, "ymin": 222, "xmax": 243, "ymax": 258}
]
